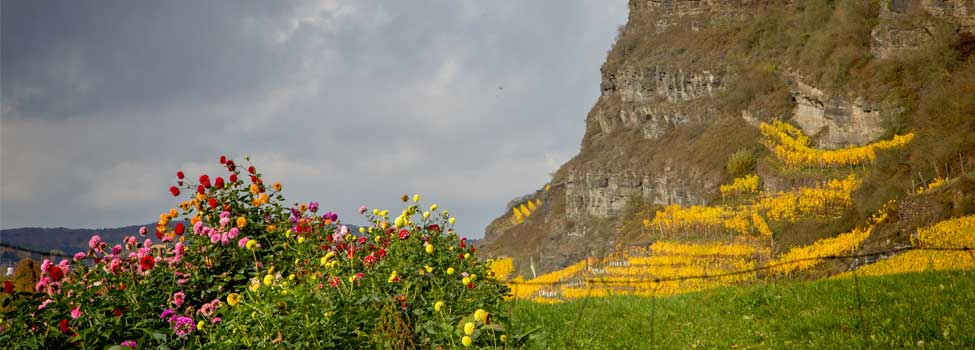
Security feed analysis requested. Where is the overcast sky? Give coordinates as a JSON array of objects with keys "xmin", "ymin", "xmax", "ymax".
[{"xmin": 1, "ymin": 0, "xmax": 627, "ymax": 238}]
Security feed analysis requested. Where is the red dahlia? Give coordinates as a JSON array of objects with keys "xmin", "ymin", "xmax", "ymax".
[
  {"xmin": 174, "ymin": 222, "xmax": 185, "ymax": 236},
  {"xmin": 214, "ymin": 177, "xmax": 224, "ymax": 189},
  {"xmin": 199, "ymin": 174, "xmax": 211, "ymax": 188},
  {"xmin": 4, "ymin": 280, "xmax": 13, "ymax": 294},
  {"xmin": 219, "ymin": 155, "xmax": 227, "ymax": 164},
  {"xmin": 59, "ymin": 319, "xmax": 70, "ymax": 334},
  {"xmin": 248, "ymin": 166, "xmax": 256, "ymax": 174},
  {"xmin": 197, "ymin": 185, "xmax": 205, "ymax": 195},
  {"xmin": 48, "ymin": 266, "xmax": 64, "ymax": 281},
  {"xmin": 139, "ymin": 255, "xmax": 155, "ymax": 271},
  {"xmin": 169, "ymin": 186, "xmax": 180, "ymax": 197},
  {"xmin": 229, "ymin": 173, "xmax": 238, "ymax": 183},
  {"xmin": 208, "ymin": 198, "xmax": 217, "ymax": 209},
  {"xmin": 176, "ymin": 171, "xmax": 185, "ymax": 180}
]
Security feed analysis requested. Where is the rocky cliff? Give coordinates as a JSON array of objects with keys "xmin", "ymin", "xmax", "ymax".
[{"xmin": 480, "ymin": 0, "xmax": 975, "ymax": 274}]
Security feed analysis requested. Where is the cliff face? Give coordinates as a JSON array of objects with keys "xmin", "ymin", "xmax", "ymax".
[{"xmin": 480, "ymin": 0, "xmax": 975, "ymax": 273}]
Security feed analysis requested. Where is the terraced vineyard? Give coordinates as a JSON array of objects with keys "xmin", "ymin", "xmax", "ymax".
[{"xmin": 508, "ymin": 211, "xmax": 973, "ymax": 302}]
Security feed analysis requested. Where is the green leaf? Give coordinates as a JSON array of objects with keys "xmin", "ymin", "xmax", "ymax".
[{"xmin": 151, "ymin": 332, "xmax": 167, "ymax": 342}]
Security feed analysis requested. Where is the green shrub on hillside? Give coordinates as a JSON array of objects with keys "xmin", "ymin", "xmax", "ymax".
[{"xmin": 727, "ymin": 149, "xmax": 757, "ymax": 177}]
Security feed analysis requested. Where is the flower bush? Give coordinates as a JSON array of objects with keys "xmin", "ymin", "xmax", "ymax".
[{"xmin": 0, "ymin": 156, "xmax": 521, "ymax": 349}]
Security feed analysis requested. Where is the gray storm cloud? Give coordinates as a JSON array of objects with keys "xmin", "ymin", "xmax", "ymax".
[{"xmin": 0, "ymin": 0, "xmax": 627, "ymax": 237}]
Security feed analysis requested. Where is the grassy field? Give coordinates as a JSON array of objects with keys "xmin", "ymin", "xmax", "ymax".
[{"xmin": 509, "ymin": 270, "xmax": 975, "ymax": 349}]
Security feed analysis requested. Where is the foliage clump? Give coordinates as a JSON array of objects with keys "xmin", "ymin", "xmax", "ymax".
[{"xmin": 0, "ymin": 156, "xmax": 522, "ymax": 349}]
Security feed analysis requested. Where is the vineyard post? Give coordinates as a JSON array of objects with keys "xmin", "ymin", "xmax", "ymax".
[
  {"xmin": 848, "ymin": 258, "xmax": 869, "ymax": 347},
  {"xmin": 959, "ymin": 154, "xmax": 965, "ymax": 176},
  {"xmin": 649, "ymin": 283, "xmax": 658, "ymax": 349},
  {"xmin": 568, "ymin": 282, "xmax": 596, "ymax": 347},
  {"xmin": 966, "ymin": 248, "xmax": 975, "ymax": 299}
]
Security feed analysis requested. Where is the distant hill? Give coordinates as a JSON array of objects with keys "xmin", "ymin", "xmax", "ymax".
[
  {"xmin": 0, "ymin": 225, "xmax": 148, "ymax": 265},
  {"xmin": 0, "ymin": 222, "xmax": 363, "ymax": 266}
]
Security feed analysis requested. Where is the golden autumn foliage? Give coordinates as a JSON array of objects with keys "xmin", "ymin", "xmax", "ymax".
[
  {"xmin": 720, "ymin": 174, "xmax": 760, "ymax": 197},
  {"xmin": 913, "ymin": 214, "xmax": 975, "ymax": 248},
  {"xmin": 508, "ymin": 259, "xmax": 589, "ymax": 300},
  {"xmin": 508, "ymin": 197, "xmax": 545, "ymax": 225},
  {"xmin": 751, "ymin": 212, "xmax": 773, "ymax": 238},
  {"xmin": 488, "ymin": 257, "xmax": 515, "ymax": 281},
  {"xmin": 510, "ymin": 240, "xmax": 769, "ymax": 300},
  {"xmin": 649, "ymin": 205, "xmax": 726, "ymax": 231},
  {"xmin": 754, "ymin": 174, "xmax": 860, "ymax": 222},
  {"xmin": 772, "ymin": 227, "xmax": 873, "ymax": 275},
  {"xmin": 771, "ymin": 202, "xmax": 892, "ymax": 275},
  {"xmin": 915, "ymin": 177, "xmax": 946, "ymax": 194},
  {"xmin": 647, "ymin": 174, "xmax": 859, "ymax": 238},
  {"xmin": 837, "ymin": 214, "xmax": 975, "ymax": 278},
  {"xmin": 511, "ymin": 207, "xmax": 524, "ymax": 224},
  {"xmin": 760, "ymin": 120, "xmax": 914, "ymax": 168}
]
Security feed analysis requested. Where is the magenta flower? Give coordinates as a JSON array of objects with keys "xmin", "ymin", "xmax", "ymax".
[
  {"xmin": 70, "ymin": 307, "xmax": 82, "ymax": 319},
  {"xmin": 112, "ymin": 245, "xmax": 122, "ymax": 255},
  {"xmin": 173, "ymin": 292, "xmax": 185, "ymax": 307},
  {"xmin": 121, "ymin": 340, "xmax": 137, "ymax": 348},
  {"xmin": 197, "ymin": 299, "xmax": 220, "ymax": 317},
  {"xmin": 227, "ymin": 227, "xmax": 239, "ymax": 239},
  {"xmin": 139, "ymin": 226, "xmax": 148, "ymax": 236},
  {"xmin": 237, "ymin": 237, "xmax": 250, "ymax": 248},
  {"xmin": 58, "ymin": 259, "xmax": 70, "ymax": 270},
  {"xmin": 359, "ymin": 205, "xmax": 368, "ymax": 214},
  {"xmin": 160, "ymin": 308, "xmax": 175, "ymax": 321},
  {"xmin": 89, "ymin": 235, "xmax": 102, "ymax": 250},
  {"xmin": 308, "ymin": 201, "xmax": 319, "ymax": 213},
  {"xmin": 73, "ymin": 252, "xmax": 86, "ymax": 262},
  {"xmin": 34, "ymin": 280, "xmax": 47, "ymax": 292},
  {"xmin": 172, "ymin": 316, "xmax": 195, "ymax": 337}
]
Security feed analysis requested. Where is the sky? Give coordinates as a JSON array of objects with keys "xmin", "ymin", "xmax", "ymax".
[{"xmin": 0, "ymin": 0, "xmax": 628, "ymax": 238}]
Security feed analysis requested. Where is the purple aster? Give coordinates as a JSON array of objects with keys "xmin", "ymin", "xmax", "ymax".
[
  {"xmin": 160, "ymin": 308, "xmax": 175, "ymax": 321},
  {"xmin": 308, "ymin": 201, "xmax": 319, "ymax": 213}
]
